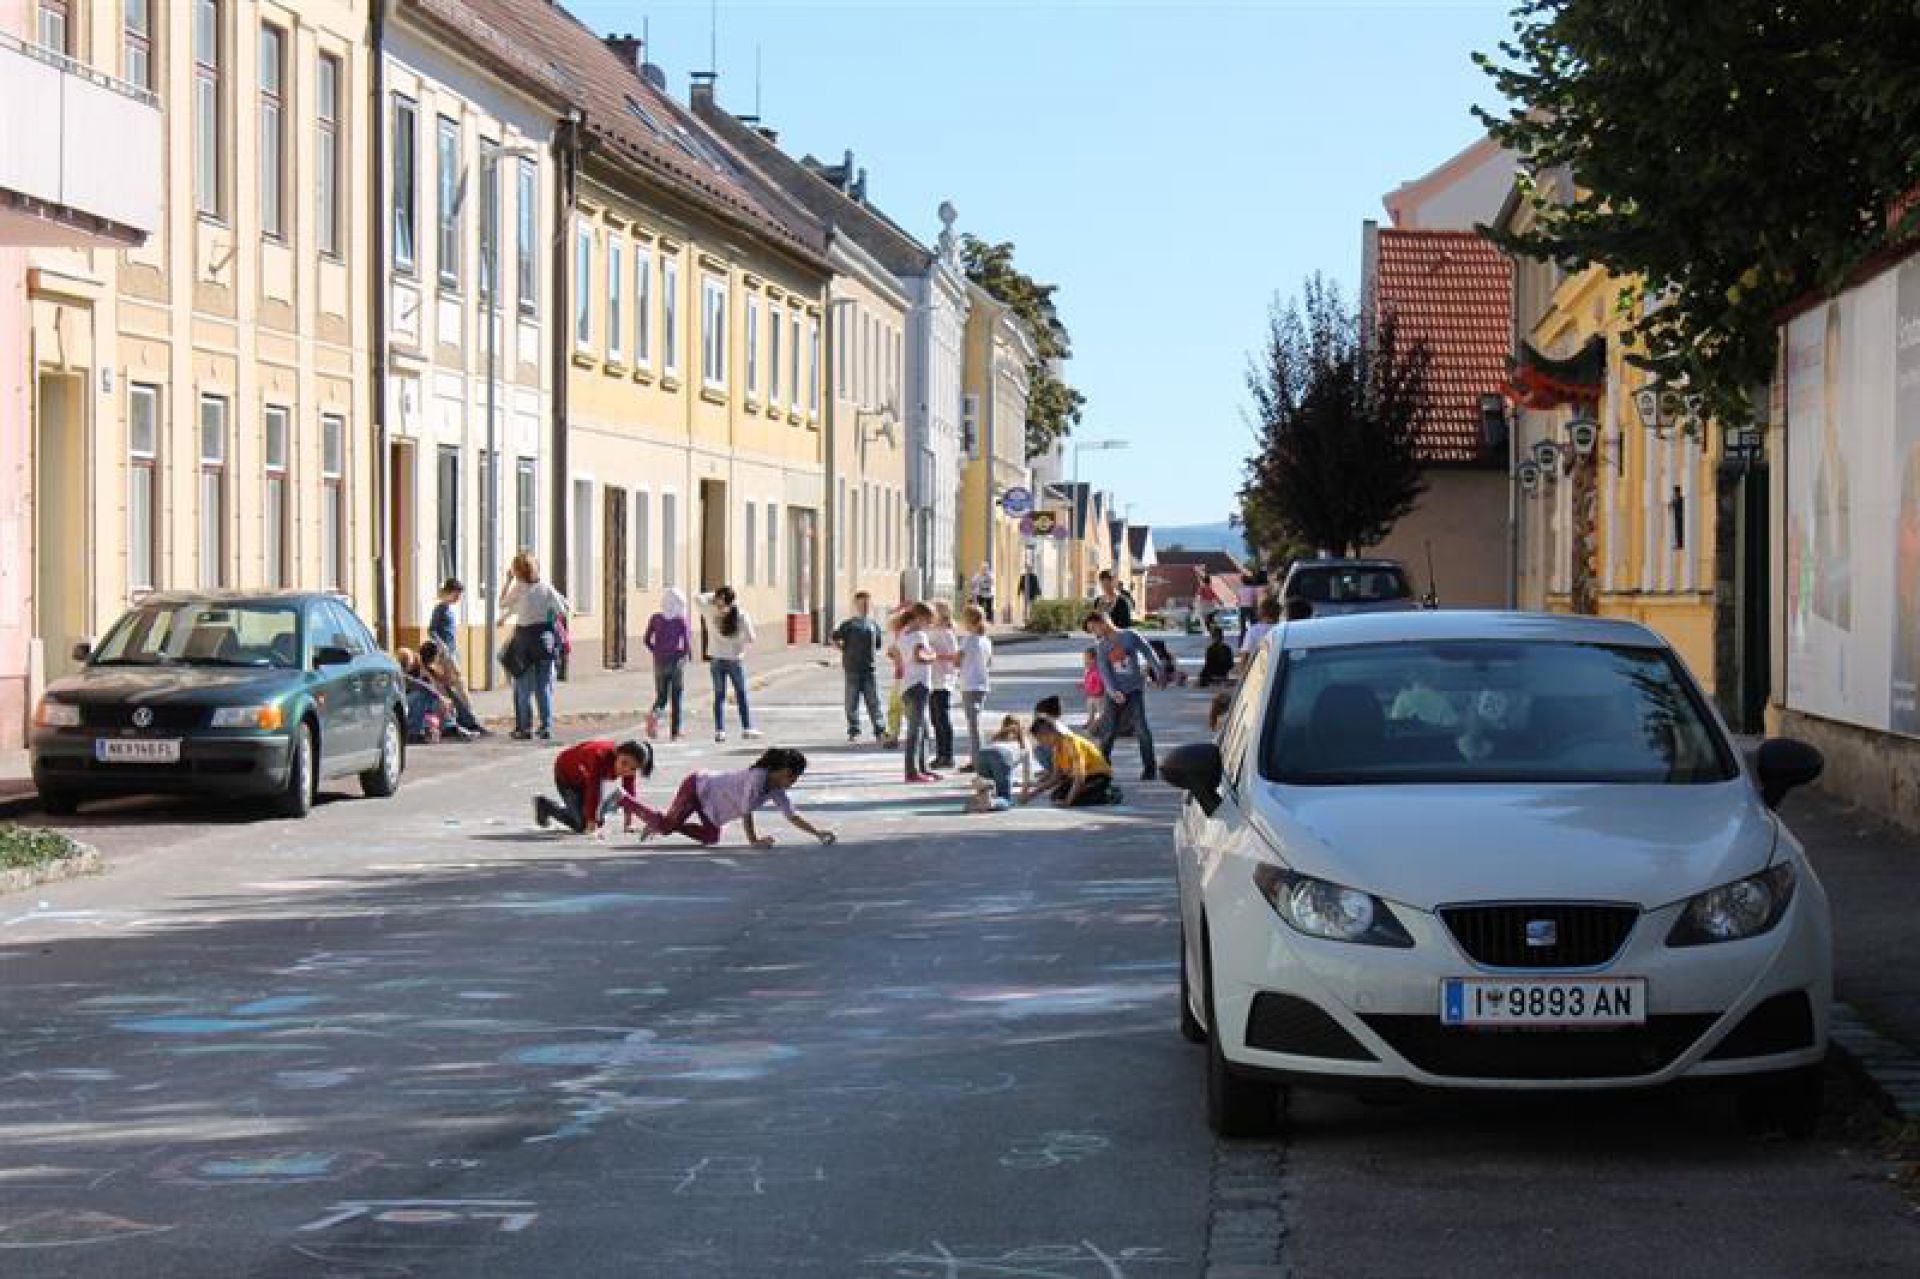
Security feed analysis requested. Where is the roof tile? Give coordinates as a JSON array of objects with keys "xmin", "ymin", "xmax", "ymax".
[{"xmin": 1373, "ymin": 229, "xmax": 1513, "ymax": 465}]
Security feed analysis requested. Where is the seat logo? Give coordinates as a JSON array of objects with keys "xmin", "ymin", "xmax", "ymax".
[
  {"xmin": 131, "ymin": 707, "xmax": 153, "ymax": 728},
  {"xmin": 1525, "ymin": 919, "xmax": 1558, "ymax": 948}
]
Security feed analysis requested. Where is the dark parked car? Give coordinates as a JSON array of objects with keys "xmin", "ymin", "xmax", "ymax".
[
  {"xmin": 30, "ymin": 592, "xmax": 407, "ymax": 818},
  {"xmin": 1280, "ymin": 558, "xmax": 1428, "ymax": 617}
]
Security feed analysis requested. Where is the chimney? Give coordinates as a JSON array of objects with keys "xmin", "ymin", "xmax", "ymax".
[
  {"xmin": 853, "ymin": 167, "xmax": 868, "ymax": 203},
  {"xmin": 603, "ymin": 32, "xmax": 643, "ymax": 73},
  {"xmin": 689, "ymin": 70, "xmax": 717, "ymax": 108}
]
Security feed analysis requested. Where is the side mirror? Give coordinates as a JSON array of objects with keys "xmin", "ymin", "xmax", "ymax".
[
  {"xmin": 1161, "ymin": 741, "xmax": 1225, "ymax": 815},
  {"xmin": 1754, "ymin": 737, "xmax": 1823, "ymax": 810},
  {"xmin": 70, "ymin": 641, "xmax": 93, "ymax": 663},
  {"xmin": 313, "ymin": 645, "xmax": 354, "ymax": 669}
]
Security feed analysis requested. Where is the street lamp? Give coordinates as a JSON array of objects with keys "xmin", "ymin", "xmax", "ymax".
[
  {"xmin": 480, "ymin": 143, "xmax": 540, "ymax": 689},
  {"xmin": 1070, "ymin": 439, "xmax": 1128, "ymax": 598}
]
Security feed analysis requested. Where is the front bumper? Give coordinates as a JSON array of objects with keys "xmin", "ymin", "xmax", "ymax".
[
  {"xmin": 1206, "ymin": 875, "xmax": 1832, "ymax": 1091},
  {"xmin": 30, "ymin": 729, "xmax": 295, "ymax": 799}
]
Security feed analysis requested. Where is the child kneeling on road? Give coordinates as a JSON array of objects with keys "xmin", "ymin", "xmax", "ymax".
[
  {"xmin": 534, "ymin": 739, "xmax": 654, "ymax": 836},
  {"xmin": 1026, "ymin": 716, "xmax": 1121, "ymax": 808},
  {"xmin": 636, "ymin": 748, "xmax": 838, "ymax": 848},
  {"xmin": 968, "ymin": 717, "xmax": 1035, "ymax": 812}
]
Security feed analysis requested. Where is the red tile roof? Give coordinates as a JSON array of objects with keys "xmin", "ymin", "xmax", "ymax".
[{"xmin": 1373, "ymin": 228, "xmax": 1513, "ymax": 466}]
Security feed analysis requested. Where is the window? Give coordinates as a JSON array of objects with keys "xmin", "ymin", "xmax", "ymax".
[
  {"xmin": 321, "ymin": 414, "xmax": 345, "ymax": 591},
  {"xmin": 837, "ymin": 479, "xmax": 848, "ymax": 571},
  {"xmin": 606, "ymin": 238, "xmax": 623, "ymax": 360},
  {"xmin": 478, "ymin": 142, "xmax": 499, "ymax": 308},
  {"xmin": 701, "ymin": 276, "xmax": 727, "ymax": 388},
  {"xmin": 515, "ymin": 159, "xmax": 536, "ymax": 315},
  {"xmin": 634, "ymin": 246, "xmax": 652, "ymax": 366},
  {"xmin": 962, "ymin": 394, "xmax": 980, "ymax": 456},
  {"xmin": 572, "ymin": 479, "xmax": 594, "ymax": 613},
  {"xmin": 662, "ymin": 257, "xmax": 680, "ymax": 375},
  {"xmin": 258, "ymin": 26, "xmax": 286, "ymax": 239},
  {"xmin": 316, "ymin": 54, "xmax": 342, "ymax": 257},
  {"xmin": 573, "ymin": 221, "xmax": 591, "ymax": 348},
  {"xmin": 744, "ymin": 502, "xmax": 757, "ymax": 586},
  {"xmin": 808, "ymin": 317, "xmax": 820, "ymax": 416},
  {"xmin": 850, "ymin": 488, "xmax": 861, "ymax": 571},
  {"xmin": 766, "ymin": 503, "xmax": 779, "ymax": 588},
  {"xmin": 128, "ymin": 385, "xmax": 159, "ymax": 593},
  {"xmin": 391, "ymin": 95, "xmax": 418, "ymax": 271},
  {"xmin": 263, "ymin": 406, "xmax": 290, "ymax": 589},
  {"xmin": 436, "ymin": 117, "xmax": 461, "ymax": 289},
  {"xmin": 790, "ymin": 313, "xmax": 802, "ymax": 413},
  {"xmin": 194, "ymin": 0, "xmax": 223, "ymax": 218},
  {"xmin": 633, "ymin": 489, "xmax": 651, "ymax": 589},
  {"xmin": 769, "ymin": 308, "xmax": 782, "ymax": 405},
  {"xmin": 436, "ymin": 445, "xmax": 461, "ymax": 587},
  {"xmin": 515, "ymin": 458, "xmax": 537, "ymax": 555},
  {"xmin": 745, "ymin": 295, "xmax": 760, "ymax": 400},
  {"xmin": 198, "ymin": 396, "xmax": 228, "ymax": 588},
  {"xmin": 38, "ymin": 0, "xmax": 68, "ymax": 54},
  {"xmin": 661, "ymin": 492, "xmax": 679, "ymax": 589},
  {"xmin": 123, "ymin": 0, "xmax": 153, "ymax": 91},
  {"xmin": 836, "ymin": 306, "xmax": 849, "ymax": 396}
]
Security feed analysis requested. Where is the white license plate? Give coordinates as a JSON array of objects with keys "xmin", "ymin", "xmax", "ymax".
[
  {"xmin": 95, "ymin": 738, "xmax": 181, "ymax": 764},
  {"xmin": 1441, "ymin": 977, "xmax": 1646, "ymax": 1027}
]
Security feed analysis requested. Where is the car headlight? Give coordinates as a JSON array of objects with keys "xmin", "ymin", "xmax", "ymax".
[
  {"xmin": 210, "ymin": 705, "xmax": 285, "ymax": 730},
  {"xmin": 34, "ymin": 699, "xmax": 80, "ymax": 728},
  {"xmin": 1253, "ymin": 863, "xmax": 1414, "ymax": 947},
  {"xmin": 1667, "ymin": 863, "xmax": 1795, "ymax": 947}
]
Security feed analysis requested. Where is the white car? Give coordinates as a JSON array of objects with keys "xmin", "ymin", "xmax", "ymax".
[{"xmin": 1163, "ymin": 611, "xmax": 1831, "ymax": 1138}]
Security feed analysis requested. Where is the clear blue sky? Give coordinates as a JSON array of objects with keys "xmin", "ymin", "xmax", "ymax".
[{"xmin": 572, "ymin": 0, "xmax": 1517, "ymax": 527}]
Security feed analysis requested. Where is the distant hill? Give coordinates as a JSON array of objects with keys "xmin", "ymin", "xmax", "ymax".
[{"xmin": 1153, "ymin": 521, "xmax": 1245, "ymax": 558}]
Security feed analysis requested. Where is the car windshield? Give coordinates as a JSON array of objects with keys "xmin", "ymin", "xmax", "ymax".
[
  {"xmin": 1262, "ymin": 639, "xmax": 1737, "ymax": 785},
  {"xmin": 92, "ymin": 602, "xmax": 303, "ymax": 670},
  {"xmin": 1287, "ymin": 565, "xmax": 1411, "ymax": 604}
]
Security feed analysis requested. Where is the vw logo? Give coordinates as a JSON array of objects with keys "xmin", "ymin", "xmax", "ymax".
[
  {"xmin": 130, "ymin": 707, "xmax": 154, "ymax": 728},
  {"xmin": 1524, "ymin": 919, "xmax": 1559, "ymax": 948}
]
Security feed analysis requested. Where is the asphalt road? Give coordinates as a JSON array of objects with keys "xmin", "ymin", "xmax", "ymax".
[{"xmin": 2, "ymin": 638, "xmax": 1916, "ymax": 1278}]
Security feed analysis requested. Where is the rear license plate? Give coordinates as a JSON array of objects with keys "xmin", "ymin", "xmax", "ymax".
[
  {"xmin": 95, "ymin": 738, "xmax": 181, "ymax": 764},
  {"xmin": 1441, "ymin": 977, "xmax": 1646, "ymax": 1027}
]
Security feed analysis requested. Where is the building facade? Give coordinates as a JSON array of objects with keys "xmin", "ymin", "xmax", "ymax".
[{"xmin": 958, "ymin": 284, "xmax": 1034, "ymax": 622}]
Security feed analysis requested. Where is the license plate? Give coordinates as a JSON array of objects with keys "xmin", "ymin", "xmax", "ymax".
[
  {"xmin": 95, "ymin": 738, "xmax": 181, "ymax": 764},
  {"xmin": 1441, "ymin": 977, "xmax": 1646, "ymax": 1027}
]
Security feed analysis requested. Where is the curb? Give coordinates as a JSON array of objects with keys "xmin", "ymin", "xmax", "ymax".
[
  {"xmin": 1828, "ymin": 1001, "xmax": 1920, "ymax": 1122},
  {"xmin": 0, "ymin": 840, "xmax": 105, "ymax": 899}
]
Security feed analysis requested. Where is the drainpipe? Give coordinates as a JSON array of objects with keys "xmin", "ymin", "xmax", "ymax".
[
  {"xmin": 368, "ymin": 0, "xmax": 391, "ymax": 645},
  {"xmin": 549, "ymin": 111, "xmax": 582, "ymax": 675},
  {"xmin": 823, "ymin": 287, "xmax": 840, "ymax": 630}
]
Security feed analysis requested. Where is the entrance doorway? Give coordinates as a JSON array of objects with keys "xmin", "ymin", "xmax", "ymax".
[
  {"xmin": 388, "ymin": 439, "xmax": 417, "ymax": 643},
  {"xmin": 603, "ymin": 487, "xmax": 628, "ymax": 668},
  {"xmin": 697, "ymin": 479, "xmax": 727, "ymax": 660},
  {"xmin": 35, "ymin": 373, "xmax": 86, "ymax": 681}
]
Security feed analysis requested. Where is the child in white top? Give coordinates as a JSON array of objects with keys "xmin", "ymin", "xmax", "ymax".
[
  {"xmin": 897, "ymin": 602, "xmax": 940, "ymax": 782},
  {"xmin": 969, "ymin": 716, "xmax": 1034, "ymax": 812},
  {"xmin": 956, "ymin": 603, "xmax": 994, "ymax": 771}
]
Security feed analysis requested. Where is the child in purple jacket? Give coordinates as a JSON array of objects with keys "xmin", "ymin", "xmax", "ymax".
[{"xmin": 643, "ymin": 588, "xmax": 692, "ymax": 740}]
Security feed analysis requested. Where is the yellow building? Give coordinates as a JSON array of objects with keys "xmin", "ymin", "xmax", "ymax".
[
  {"xmin": 19, "ymin": 0, "xmax": 371, "ymax": 701},
  {"xmin": 1524, "ymin": 263, "xmax": 1719, "ymax": 688},
  {"xmin": 959, "ymin": 285, "xmax": 1035, "ymax": 622}
]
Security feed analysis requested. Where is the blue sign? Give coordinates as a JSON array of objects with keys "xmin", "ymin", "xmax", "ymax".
[{"xmin": 1000, "ymin": 486, "xmax": 1034, "ymax": 516}]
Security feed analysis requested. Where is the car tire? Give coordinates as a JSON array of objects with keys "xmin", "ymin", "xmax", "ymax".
[
  {"xmin": 273, "ymin": 721, "xmax": 316, "ymax": 819},
  {"xmin": 1737, "ymin": 1063, "xmax": 1824, "ymax": 1139},
  {"xmin": 360, "ymin": 713, "xmax": 404, "ymax": 798},
  {"xmin": 1179, "ymin": 924, "xmax": 1207, "ymax": 1045},
  {"xmin": 1203, "ymin": 923, "xmax": 1285, "ymax": 1138},
  {"xmin": 38, "ymin": 789, "xmax": 80, "ymax": 817}
]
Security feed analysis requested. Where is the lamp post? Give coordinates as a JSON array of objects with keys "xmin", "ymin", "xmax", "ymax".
[
  {"xmin": 1071, "ymin": 438, "xmax": 1128, "ymax": 596},
  {"xmin": 481, "ymin": 144, "xmax": 539, "ymax": 690}
]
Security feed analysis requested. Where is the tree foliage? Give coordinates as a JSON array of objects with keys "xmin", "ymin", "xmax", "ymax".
[
  {"xmin": 960, "ymin": 235, "xmax": 1086, "ymax": 459},
  {"xmin": 1477, "ymin": 1, "xmax": 1920, "ymax": 427},
  {"xmin": 1240, "ymin": 276, "xmax": 1431, "ymax": 561}
]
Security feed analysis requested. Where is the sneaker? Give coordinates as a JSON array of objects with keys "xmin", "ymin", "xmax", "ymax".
[
  {"xmin": 715, "ymin": 731, "xmax": 727, "ymax": 743},
  {"xmin": 533, "ymin": 798, "xmax": 551, "ymax": 829},
  {"xmin": 742, "ymin": 728, "xmax": 763, "ymax": 740},
  {"xmin": 931, "ymin": 757, "xmax": 955, "ymax": 770},
  {"xmin": 645, "ymin": 711, "xmax": 660, "ymax": 740},
  {"xmin": 848, "ymin": 729, "xmax": 862, "ymax": 743},
  {"xmin": 907, "ymin": 772, "xmax": 939, "ymax": 784},
  {"xmin": 989, "ymin": 797, "xmax": 1013, "ymax": 812},
  {"xmin": 510, "ymin": 729, "xmax": 531, "ymax": 741},
  {"xmin": 1141, "ymin": 767, "xmax": 1158, "ymax": 782},
  {"xmin": 537, "ymin": 730, "xmax": 552, "ymax": 741}
]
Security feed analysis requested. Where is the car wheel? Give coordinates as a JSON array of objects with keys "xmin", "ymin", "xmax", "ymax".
[
  {"xmin": 360, "ymin": 713, "xmax": 404, "ymax": 798},
  {"xmin": 1203, "ymin": 923, "xmax": 1285, "ymax": 1138},
  {"xmin": 1179, "ymin": 923, "xmax": 1207, "ymax": 1044},
  {"xmin": 38, "ymin": 789, "xmax": 80, "ymax": 817},
  {"xmin": 1737, "ymin": 1064, "xmax": 1824, "ymax": 1139},
  {"xmin": 273, "ymin": 721, "xmax": 316, "ymax": 819}
]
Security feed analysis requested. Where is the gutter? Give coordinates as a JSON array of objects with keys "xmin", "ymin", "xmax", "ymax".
[
  {"xmin": 550, "ymin": 111, "xmax": 585, "ymax": 672},
  {"xmin": 369, "ymin": 0, "xmax": 391, "ymax": 645}
]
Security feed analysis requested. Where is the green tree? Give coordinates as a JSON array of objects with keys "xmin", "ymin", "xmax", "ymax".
[
  {"xmin": 960, "ymin": 236, "xmax": 1086, "ymax": 459},
  {"xmin": 1240, "ymin": 276, "xmax": 1430, "ymax": 559},
  {"xmin": 1478, "ymin": 1, "xmax": 1920, "ymax": 427}
]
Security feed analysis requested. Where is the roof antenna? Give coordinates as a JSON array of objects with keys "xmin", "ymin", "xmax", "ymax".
[
  {"xmin": 754, "ymin": 43, "xmax": 762, "ymax": 118},
  {"xmin": 709, "ymin": 0, "xmax": 718, "ymax": 80}
]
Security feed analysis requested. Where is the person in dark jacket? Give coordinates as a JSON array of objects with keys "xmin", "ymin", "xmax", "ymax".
[
  {"xmin": 1096, "ymin": 571, "xmax": 1135, "ymax": 630},
  {"xmin": 1198, "ymin": 624, "xmax": 1235, "ymax": 686},
  {"xmin": 428, "ymin": 579, "xmax": 464, "ymax": 663}
]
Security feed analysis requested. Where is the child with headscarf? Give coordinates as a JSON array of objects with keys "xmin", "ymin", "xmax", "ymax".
[{"xmin": 643, "ymin": 588, "xmax": 692, "ymax": 741}]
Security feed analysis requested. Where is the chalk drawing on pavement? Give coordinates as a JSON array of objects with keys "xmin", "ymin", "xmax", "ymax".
[
  {"xmin": 298, "ymin": 1199, "xmax": 538, "ymax": 1234},
  {"xmin": 1000, "ymin": 1132, "xmax": 1111, "ymax": 1170},
  {"xmin": 0, "ymin": 1209, "xmax": 176, "ymax": 1249},
  {"xmin": 155, "ymin": 1148, "xmax": 382, "ymax": 1185},
  {"xmin": 864, "ymin": 1241, "xmax": 1178, "ymax": 1278}
]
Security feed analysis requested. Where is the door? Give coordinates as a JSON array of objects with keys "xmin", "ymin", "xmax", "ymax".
[
  {"xmin": 35, "ymin": 374, "xmax": 87, "ymax": 679},
  {"xmin": 603, "ymin": 487, "xmax": 628, "ymax": 668},
  {"xmin": 1179, "ymin": 647, "xmax": 1271, "ymax": 1010},
  {"xmin": 788, "ymin": 506, "xmax": 816, "ymax": 637},
  {"xmin": 389, "ymin": 440, "xmax": 417, "ymax": 649},
  {"xmin": 698, "ymin": 480, "xmax": 727, "ymax": 660},
  {"xmin": 307, "ymin": 600, "xmax": 368, "ymax": 768}
]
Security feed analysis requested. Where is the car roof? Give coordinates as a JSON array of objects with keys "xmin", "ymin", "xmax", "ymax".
[
  {"xmin": 1286, "ymin": 559, "xmax": 1406, "ymax": 572},
  {"xmin": 131, "ymin": 590, "xmax": 346, "ymax": 608},
  {"xmin": 1276, "ymin": 609, "xmax": 1669, "ymax": 652}
]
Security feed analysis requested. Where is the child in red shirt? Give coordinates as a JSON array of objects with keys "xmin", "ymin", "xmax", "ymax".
[{"xmin": 534, "ymin": 739, "xmax": 653, "ymax": 836}]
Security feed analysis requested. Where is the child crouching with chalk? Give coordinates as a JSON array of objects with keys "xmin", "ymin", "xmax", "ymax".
[
  {"xmin": 534, "ymin": 739, "xmax": 654, "ymax": 836},
  {"xmin": 634, "ymin": 748, "xmax": 837, "ymax": 848}
]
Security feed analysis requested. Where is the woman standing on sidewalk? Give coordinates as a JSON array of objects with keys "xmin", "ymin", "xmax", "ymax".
[
  {"xmin": 643, "ymin": 588, "xmax": 692, "ymax": 741},
  {"xmin": 698, "ymin": 586, "xmax": 761, "ymax": 743},
  {"xmin": 499, "ymin": 553, "xmax": 569, "ymax": 741}
]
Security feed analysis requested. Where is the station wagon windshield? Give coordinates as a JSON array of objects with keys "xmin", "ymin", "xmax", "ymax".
[
  {"xmin": 1263, "ymin": 640, "xmax": 1737, "ymax": 785},
  {"xmin": 1287, "ymin": 565, "xmax": 1412, "ymax": 605},
  {"xmin": 92, "ymin": 603, "xmax": 304, "ymax": 670}
]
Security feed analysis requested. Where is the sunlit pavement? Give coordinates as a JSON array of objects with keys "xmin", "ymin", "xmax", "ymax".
[{"xmin": 2, "ymin": 639, "xmax": 1916, "ymax": 1277}]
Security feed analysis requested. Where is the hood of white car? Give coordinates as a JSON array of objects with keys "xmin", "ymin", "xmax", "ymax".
[{"xmin": 1250, "ymin": 781, "xmax": 1776, "ymax": 912}]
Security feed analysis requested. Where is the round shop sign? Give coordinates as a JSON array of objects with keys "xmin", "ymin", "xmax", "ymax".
[
  {"xmin": 1028, "ymin": 510, "xmax": 1059, "ymax": 538},
  {"xmin": 1000, "ymin": 486, "xmax": 1034, "ymax": 516}
]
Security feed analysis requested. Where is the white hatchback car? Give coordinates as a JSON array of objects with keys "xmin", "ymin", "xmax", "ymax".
[{"xmin": 1163, "ymin": 612, "xmax": 1831, "ymax": 1138}]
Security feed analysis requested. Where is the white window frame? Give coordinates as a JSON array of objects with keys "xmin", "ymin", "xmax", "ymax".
[
  {"xmin": 316, "ymin": 53, "xmax": 342, "ymax": 258},
  {"xmin": 515, "ymin": 158, "xmax": 537, "ymax": 316},
  {"xmin": 807, "ymin": 317, "xmax": 820, "ymax": 417},
  {"xmin": 789, "ymin": 312, "xmax": 802, "ymax": 413},
  {"xmin": 701, "ymin": 275, "xmax": 727, "ymax": 390},
  {"xmin": 769, "ymin": 306, "xmax": 783, "ymax": 404},
  {"xmin": 744, "ymin": 501, "xmax": 757, "ymax": 586},
  {"xmin": 766, "ymin": 502, "xmax": 779, "ymax": 589},
  {"xmin": 634, "ymin": 244, "xmax": 653, "ymax": 368},
  {"xmin": 662, "ymin": 255, "xmax": 681, "ymax": 377},
  {"xmin": 128, "ymin": 384, "xmax": 159, "ymax": 594},
  {"xmin": 321, "ymin": 413, "xmax": 346, "ymax": 591},
  {"xmin": 573, "ymin": 221, "xmax": 592, "ymax": 350},
  {"xmin": 633, "ymin": 488, "xmax": 651, "ymax": 590},
  {"xmin": 123, "ymin": 0, "xmax": 154, "ymax": 90},
  {"xmin": 606, "ymin": 237, "xmax": 624, "ymax": 362},
  {"xmin": 391, "ymin": 94, "xmax": 418, "ymax": 272},
  {"xmin": 660, "ymin": 488, "xmax": 679, "ymax": 589},
  {"xmin": 263, "ymin": 404, "xmax": 291, "ymax": 589},
  {"xmin": 514, "ymin": 457, "xmax": 538, "ymax": 557},
  {"xmin": 745, "ymin": 294, "xmax": 761, "ymax": 403},
  {"xmin": 258, "ymin": 24, "xmax": 287, "ymax": 241},
  {"xmin": 436, "ymin": 115, "xmax": 462, "ymax": 291},
  {"xmin": 572, "ymin": 476, "xmax": 595, "ymax": 614},
  {"xmin": 193, "ymin": 0, "xmax": 223, "ymax": 219},
  {"xmin": 198, "ymin": 395, "xmax": 229, "ymax": 589}
]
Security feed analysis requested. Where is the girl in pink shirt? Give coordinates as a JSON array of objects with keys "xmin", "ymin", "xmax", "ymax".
[
  {"xmin": 634, "ymin": 748, "xmax": 837, "ymax": 848},
  {"xmin": 1081, "ymin": 648, "xmax": 1107, "ymax": 734}
]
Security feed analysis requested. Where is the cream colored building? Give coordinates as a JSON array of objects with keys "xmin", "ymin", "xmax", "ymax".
[
  {"xmin": 15, "ymin": 0, "xmax": 368, "ymax": 717},
  {"xmin": 958, "ymin": 285, "xmax": 1035, "ymax": 622}
]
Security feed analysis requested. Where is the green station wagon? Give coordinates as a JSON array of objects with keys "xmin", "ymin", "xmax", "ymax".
[{"xmin": 30, "ymin": 592, "xmax": 407, "ymax": 819}]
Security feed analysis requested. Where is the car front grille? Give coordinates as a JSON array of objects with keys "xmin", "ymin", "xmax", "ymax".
[
  {"xmin": 78, "ymin": 704, "xmax": 206, "ymax": 730},
  {"xmin": 1439, "ymin": 903, "xmax": 1639, "ymax": 970},
  {"xmin": 1361, "ymin": 1015, "xmax": 1717, "ymax": 1080}
]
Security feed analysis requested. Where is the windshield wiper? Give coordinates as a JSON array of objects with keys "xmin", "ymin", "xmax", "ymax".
[
  {"xmin": 91, "ymin": 656, "xmax": 168, "ymax": 667},
  {"xmin": 177, "ymin": 656, "xmax": 272, "ymax": 668}
]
